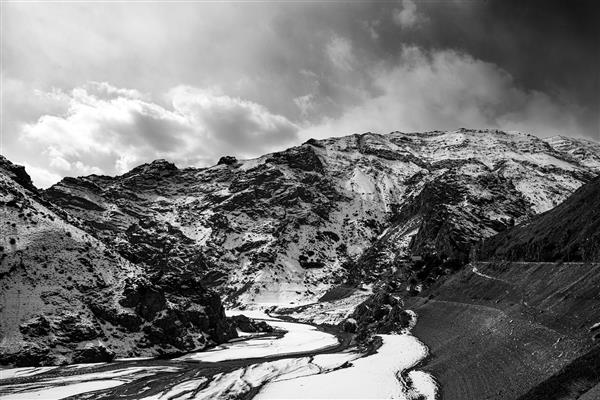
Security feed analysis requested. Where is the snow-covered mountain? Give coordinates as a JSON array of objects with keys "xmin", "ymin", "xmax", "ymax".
[
  {"xmin": 0, "ymin": 156, "xmax": 236, "ymax": 367},
  {"xmin": 43, "ymin": 129, "xmax": 600, "ymax": 307}
]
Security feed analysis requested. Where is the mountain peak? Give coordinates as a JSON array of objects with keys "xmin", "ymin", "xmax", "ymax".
[
  {"xmin": 122, "ymin": 159, "xmax": 177, "ymax": 178},
  {"xmin": 217, "ymin": 156, "xmax": 238, "ymax": 166},
  {"xmin": 0, "ymin": 155, "xmax": 36, "ymax": 192}
]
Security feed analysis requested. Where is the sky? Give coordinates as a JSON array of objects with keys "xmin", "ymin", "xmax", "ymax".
[{"xmin": 1, "ymin": 0, "xmax": 599, "ymax": 188}]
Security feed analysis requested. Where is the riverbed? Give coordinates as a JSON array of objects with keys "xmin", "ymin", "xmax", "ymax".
[{"xmin": 0, "ymin": 312, "xmax": 436, "ymax": 399}]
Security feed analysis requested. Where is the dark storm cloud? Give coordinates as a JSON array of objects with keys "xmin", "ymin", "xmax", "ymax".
[
  {"xmin": 369, "ymin": 0, "xmax": 599, "ymax": 137},
  {"xmin": 1, "ymin": 0, "xmax": 598, "ymax": 187}
]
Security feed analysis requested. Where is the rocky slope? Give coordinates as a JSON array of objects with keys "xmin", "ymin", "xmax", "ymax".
[
  {"xmin": 44, "ymin": 129, "xmax": 600, "ymax": 306},
  {"xmin": 404, "ymin": 171, "xmax": 600, "ymax": 399},
  {"xmin": 475, "ymin": 175, "xmax": 600, "ymax": 262},
  {"xmin": 0, "ymin": 156, "xmax": 235, "ymax": 367},
  {"xmin": 407, "ymin": 260, "xmax": 600, "ymax": 400}
]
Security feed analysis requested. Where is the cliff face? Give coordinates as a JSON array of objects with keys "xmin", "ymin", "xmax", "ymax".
[
  {"xmin": 475, "ymin": 175, "xmax": 600, "ymax": 262},
  {"xmin": 43, "ymin": 129, "xmax": 600, "ymax": 305},
  {"xmin": 0, "ymin": 156, "xmax": 235, "ymax": 367}
]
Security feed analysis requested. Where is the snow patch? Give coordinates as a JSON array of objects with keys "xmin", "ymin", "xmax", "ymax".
[
  {"xmin": 177, "ymin": 319, "xmax": 338, "ymax": 362},
  {"xmin": 256, "ymin": 334, "xmax": 437, "ymax": 399},
  {"xmin": 0, "ymin": 380, "xmax": 124, "ymax": 400}
]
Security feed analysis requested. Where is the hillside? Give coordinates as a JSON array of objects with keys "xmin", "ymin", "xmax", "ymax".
[
  {"xmin": 475, "ymin": 176, "xmax": 600, "ymax": 262},
  {"xmin": 404, "ymin": 173, "xmax": 600, "ymax": 399},
  {"xmin": 45, "ymin": 129, "xmax": 600, "ymax": 306},
  {"xmin": 0, "ymin": 156, "xmax": 235, "ymax": 367},
  {"xmin": 2, "ymin": 129, "xmax": 600, "ymax": 397},
  {"xmin": 407, "ymin": 260, "xmax": 600, "ymax": 400}
]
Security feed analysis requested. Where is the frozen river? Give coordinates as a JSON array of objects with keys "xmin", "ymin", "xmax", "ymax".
[{"xmin": 0, "ymin": 313, "xmax": 436, "ymax": 399}]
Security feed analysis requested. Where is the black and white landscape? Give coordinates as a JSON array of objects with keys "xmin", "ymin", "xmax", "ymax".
[{"xmin": 1, "ymin": 1, "xmax": 599, "ymax": 400}]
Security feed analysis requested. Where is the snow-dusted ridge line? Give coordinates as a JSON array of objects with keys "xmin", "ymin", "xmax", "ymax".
[{"xmin": 41, "ymin": 129, "xmax": 600, "ymax": 309}]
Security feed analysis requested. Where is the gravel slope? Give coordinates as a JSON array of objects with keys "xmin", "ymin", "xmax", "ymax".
[{"xmin": 406, "ymin": 261, "xmax": 600, "ymax": 400}]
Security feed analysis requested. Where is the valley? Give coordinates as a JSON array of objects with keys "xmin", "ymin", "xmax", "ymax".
[
  {"xmin": 0, "ymin": 312, "xmax": 434, "ymax": 399},
  {"xmin": 1, "ymin": 129, "xmax": 600, "ymax": 399}
]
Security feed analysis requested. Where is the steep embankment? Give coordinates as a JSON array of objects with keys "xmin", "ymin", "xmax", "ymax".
[
  {"xmin": 0, "ymin": 156, "xmax": 236, "ymax": 367},
  {"xmin": 407, "ymin": 261, "xmax": 600, "ymax": 400},
  {"xmin": 419, "ymin": 176, "xmax": 600, "ymax": 399},
  {"xmin": 407, "ymin": 177, "xmax": 600, "ymax": 399}
]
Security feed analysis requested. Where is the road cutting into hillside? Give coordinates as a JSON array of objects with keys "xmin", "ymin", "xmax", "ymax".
[{"xmin": 407, "ymin": 261, "xmax": 600, "ymax": 400}]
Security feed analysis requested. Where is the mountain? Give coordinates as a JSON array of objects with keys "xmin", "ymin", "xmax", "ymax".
[
  {"xmin": 544, "ymin": 135, "xmax": 600, "ymax": 171},
  {"xmin": 404, "ymin": 174, "xmax": 600, "ymax": 400},
  {"xmin": 0, "ymin": 156, "xmax": 235, "ymax": 367},
  {"xmin": 43, "ymin": 129, "xmax": 600, "ymax": 306},
  {"xmin": 475, "ymin": 175, "xmax": 600, "ymax": 262}
]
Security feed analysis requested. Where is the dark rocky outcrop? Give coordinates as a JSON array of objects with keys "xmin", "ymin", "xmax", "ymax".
[
  {"xmin": 475, "ymin": 176, "xmax": 600, "ymax": 262},
  {"xmin": 218, "ymin": 156, "xmax": 238, "ymax": 165},
  {"xmin": 19, "ymin": 316, "xmax": 51, "ymax": 337},
  {"xmin": 0, "ymin": 155, "xmax": 37, "ymax": 192},
  {"xmin": 265, "ymin": 144, "xmax": 325, "ymax": 173},
  {"xmin": 72, "ymin": 343, "xmax": 115, "ymax": 363},
  {"xmin": 349, "ymin": 287, "xmax": 413, "ymax": 338},
  {"xmin": 229, "ymin": 315, "xmax": 274, "ymax": 333}
]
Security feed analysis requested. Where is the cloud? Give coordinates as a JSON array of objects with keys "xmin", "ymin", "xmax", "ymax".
[
  {"xmin": 47, "ymin": 147, "xmax": 72, "ymax": 172},
  {"xmin": 326, "ymin": 35, "xmax": 354, "ymax": 71},
  {"xmin": 11, "ymin": 48, "xmax": 589, "ymax": 189},
  {"xmin": 362, "ymin": 19, "xmax": 381, "ymax": 40},
  {"xmin": 392, "ymin": 0, "xmax": 426, "ymax": 29},
  {"xmin": 20, "ymin": 163, "xmax": 62, "ymax": 190},
  {"xmin": 2, "ymin": 2, "xmax": 597, "ymax": 188},
  {"xmin": 170, "ymin": 86, "xmax": 299, "ymax": 154},
  {"xmin": 299, "ymin": 46, "xmax": 586, "ymax": 141},
  {"xmin": 18, "ymin": 82, "xmax": 299, "ymax": 187},
  {"xmin": 294, "ymin": 94, "xmax": 316, "ymax": 117}
]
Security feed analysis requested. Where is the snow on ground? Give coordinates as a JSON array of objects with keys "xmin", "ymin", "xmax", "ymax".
[
  {"xmin": 49, "ymin": 366, "xmax": 180, "ymax": 383},
  {"xmin": 138, "ymin": 378, "xmax": 208, "ymax": 400},
  {"xmin": 177, "ymin": 319, "xmax": 338, "ymax": 362},
  {"xmin": 0, "ymin": 380, "xmax": 124, "ymax": 400},
  {"xmin": 0, "ymin": 366, "xmax": 180, "ymax": 400},
  {"xmin": 225, "ymin": 308, "xmax": 275, "ymax": 320},
  {"xmin": 0, "ymin": 312, "xmax": 437, "ymax": 400},
  {"xmin": 406, "ymin": 370, "xmax": 438, "ymax": 400},
  {"xmin": 192, "ymin": 358, "xmax": 313, "ymax": 399},
  {"xmin": 228, "ymin": 256, "xmax": 327, "ymax": 308},
  {"xmin": 184, "ymin": 352, "xmax": 363, "ymax": 400},
  {"xmin": 281, "ymin": 288, "xmax": 372, "ymax": 325},
  {"xmin": 0, "ymin": 367, "xmax": 57, "ymax": 380},
  {"xmin": 255, "ymin": 334, "xmax": 437, "ymax": 399}
]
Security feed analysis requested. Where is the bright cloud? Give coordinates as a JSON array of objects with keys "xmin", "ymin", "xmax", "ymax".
[
  {"xmin": 392, "ymin": 0, "xmax": 426, "ymax": 29},
  {"xmin": 19, "ymin": 82, "xmax": 299, "ymax": 187},
  {"xmin": 326, "ymin": 35, "xmax": 354, "ymax": 71},
  {"xmin": 2, "ymin": 2, "xmax": 596, "ymax": 188},
  {"xmin": 13, "ymin": 47, "xmax": 588, "ymax": 188}
]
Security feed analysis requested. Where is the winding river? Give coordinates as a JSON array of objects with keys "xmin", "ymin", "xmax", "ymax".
[{"xmin": 0, "ymin": 314, "xmax": 436, "ymax": 399}]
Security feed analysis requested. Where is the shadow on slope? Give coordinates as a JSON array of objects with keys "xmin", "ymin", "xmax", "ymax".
[{"xmin": 406, "ymin": 261, "xmax": 600, "ymax": 400}]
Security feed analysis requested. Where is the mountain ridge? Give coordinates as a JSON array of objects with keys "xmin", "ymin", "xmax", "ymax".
[
  {"xmin": 475, "ymin": 175, "xmax": 600, "ymax": 262},
  {"xmin": 42, "ymin": 129, "xmax": 600, "ymax": 306},
  {"xmin": 2, "ymin": 128, "xmax": 599, "ymax": 368},
  {"xmin": 0, "ymin": 156, "xmax": 236, "ymax": 367}
]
